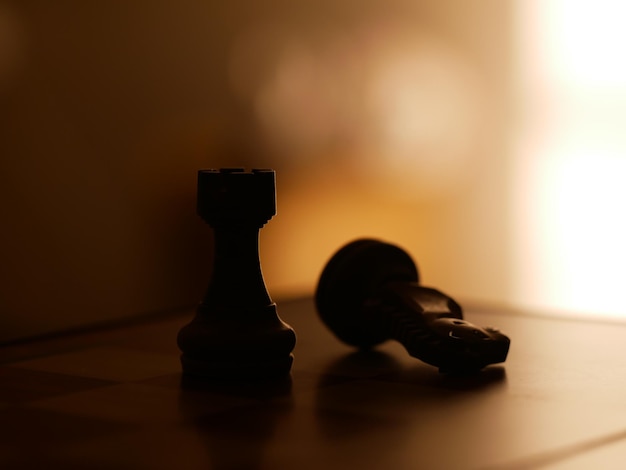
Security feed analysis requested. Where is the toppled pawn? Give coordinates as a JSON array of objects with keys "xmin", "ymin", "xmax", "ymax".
[
  {"xmin": 178, "ymin": 168, "xmax": 296, "ymax": 380},
  {"xmin": 315, "ymin": 239, "xmax": 510, "ymax": 374}
]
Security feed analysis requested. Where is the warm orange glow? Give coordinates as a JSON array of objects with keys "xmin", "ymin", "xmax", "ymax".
[
  {"xmin": 231, "ymin": 18, "xmax": 487, "ymax": 200},
  {"xmin": 231, "ymin": 14, "xmax": 503, "ymax": 302},
  {"xmin": 261, "ymin": 164, "xmax": 439, "ymax": 297},
  {"xmin": 250, "ymin": 10, "xmax": 509, "ymax": 305}
]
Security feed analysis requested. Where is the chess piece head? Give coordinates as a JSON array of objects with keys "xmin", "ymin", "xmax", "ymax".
[
  {"xmin": 316, "ymin": 239, "xmax": 419, "ymax": 348},
  {"xmin": 197, "ymin": 168, "xmax": 276, "ymax": 227}
]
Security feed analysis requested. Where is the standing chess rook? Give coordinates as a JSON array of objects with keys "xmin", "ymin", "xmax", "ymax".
[{"xmin": 178, "ymin": 168, "xmax": 296, "ymax": 379}]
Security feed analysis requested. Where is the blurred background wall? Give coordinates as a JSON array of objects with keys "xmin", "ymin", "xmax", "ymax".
[{"xmin": 1, "ymin": 0, "xmax": 623, "ymax": 343}]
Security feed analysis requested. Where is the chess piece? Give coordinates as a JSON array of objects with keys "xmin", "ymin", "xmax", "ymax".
[
  {"xmin": 315, "ymin": 239, "xmax": 510, "ymax": 373},
  {"xmin": 178, "ymin": 168, "xmax": 296, "ymax": 379}
]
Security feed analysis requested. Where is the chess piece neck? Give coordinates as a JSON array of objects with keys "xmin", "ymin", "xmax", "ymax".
[{"xmin": 202, "ymin": 225, "xmax": 272, "ymax": 311}]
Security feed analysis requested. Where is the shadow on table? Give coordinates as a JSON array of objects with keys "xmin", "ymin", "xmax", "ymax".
[
  {"xmin": 178, "ymin": 375, "xmax": 294, "ymax": 470},
  {"xmin": 313, "ymin": 350, "xmax": 507, "ymax": 452}
]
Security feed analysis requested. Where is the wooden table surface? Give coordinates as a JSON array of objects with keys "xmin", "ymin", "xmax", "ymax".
[{"xmin": 2, "ymin": 297, "xmax": 626, "ymax": 469}]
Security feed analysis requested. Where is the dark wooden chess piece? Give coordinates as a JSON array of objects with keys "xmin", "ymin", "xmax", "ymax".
[
  {"xmin": 178, "ymin": 168, "xmax": 296, "ymax": 380},
  {"xmin": 315, "ymin": 239, "xmax": 510, "ymax": 373}
]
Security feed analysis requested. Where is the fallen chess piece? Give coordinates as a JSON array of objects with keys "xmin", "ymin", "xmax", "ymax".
[
  {"xmin": 315, "ymin": 239, "xmax": 510, "ymax": 374},
  {"xmin": 178, "ymin": 169, "xmax": 296, "ymax": 380}
]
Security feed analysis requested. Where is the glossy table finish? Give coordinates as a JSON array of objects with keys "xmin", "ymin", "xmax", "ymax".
[{"xmin": 2, "ymin": 298, "xmax": 626, "ymax": 469}]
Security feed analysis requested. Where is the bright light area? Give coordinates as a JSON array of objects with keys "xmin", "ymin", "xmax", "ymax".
[{"xmin": 513, "ymin": 0, "xmax": 626, "ymax": 318}]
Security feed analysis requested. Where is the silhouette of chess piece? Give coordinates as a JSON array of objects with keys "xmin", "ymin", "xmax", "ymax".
[
  {"xmin": 178, "ymin": 169, "xmax": 296, "ymax": 380},
  {"xmin": 315, "ymin": 239, "xmax": 510, "ymax": 373}
]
